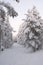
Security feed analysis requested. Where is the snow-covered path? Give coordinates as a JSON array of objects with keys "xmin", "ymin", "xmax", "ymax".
[{"xmin": 0, "ymin": 43, "xmax": 43, "ymax": 65}]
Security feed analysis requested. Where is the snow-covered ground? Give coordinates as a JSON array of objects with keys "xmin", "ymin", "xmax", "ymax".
[{"xmin": 0, "ymin": 43, "xmax": 43, "ymax": 65}]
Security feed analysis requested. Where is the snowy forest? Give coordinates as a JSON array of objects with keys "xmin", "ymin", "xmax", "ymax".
[{"xmin": 0, "ymin": 0, "xmax": 43, "ymax": 65}]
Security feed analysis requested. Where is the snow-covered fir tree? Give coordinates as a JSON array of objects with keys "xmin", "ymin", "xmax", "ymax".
[
  {"xmin": 17, "ymin": 6, "xmax": 43, "ymax": 52},
  {"xmin": 0, "ymin": 1, "xmax": 19, "ymax": 51}
]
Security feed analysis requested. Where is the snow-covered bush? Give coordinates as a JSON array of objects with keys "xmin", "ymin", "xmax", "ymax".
[{"xmin": 17, "ymin": 6, "xmax": 43, "ymax": 52}]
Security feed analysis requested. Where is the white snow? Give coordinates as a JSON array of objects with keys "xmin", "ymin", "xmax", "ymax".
[
  {"xmin": 29, "ymin": 32, "xmax": 34, "ymax": 39},
  {"xmin": 0, "ymin": 43, "xmax": 43, "ymax": 65}
]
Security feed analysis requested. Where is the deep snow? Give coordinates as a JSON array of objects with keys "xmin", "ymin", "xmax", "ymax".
[{"xmin": 0, "ymin": 43, "xmax": 43, "ymax": 65}]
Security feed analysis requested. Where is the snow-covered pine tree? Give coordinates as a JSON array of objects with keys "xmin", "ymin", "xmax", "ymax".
[
  {"xmin": 0, "ymin": 1, "xmax": 19, "ymax": 51},
  {"xmin": 17, "ymin": 6, "xmax": 43, "ymax": 52}
]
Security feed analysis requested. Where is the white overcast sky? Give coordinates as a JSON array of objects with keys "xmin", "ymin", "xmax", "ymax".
[{"xmin": 1, "ymin": 0, "xmax": 43, "ymax": 33}]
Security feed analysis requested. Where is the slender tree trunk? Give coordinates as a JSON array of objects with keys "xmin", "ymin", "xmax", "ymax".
[{"xmin": 0, "ymin": 25, "xmax": 1, "ymax": 49}]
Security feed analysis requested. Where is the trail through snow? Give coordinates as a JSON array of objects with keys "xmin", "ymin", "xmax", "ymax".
[{"xmin": 0, "ymin": 43, "xmax": 43, "ymax": 65}]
